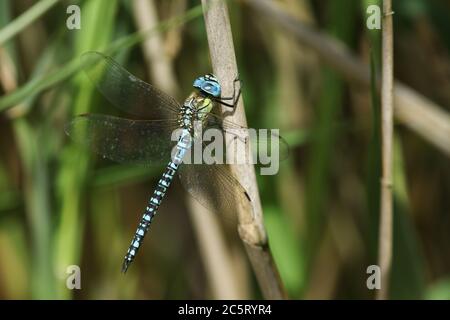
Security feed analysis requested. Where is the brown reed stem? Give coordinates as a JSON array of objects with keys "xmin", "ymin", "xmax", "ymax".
[{"xmin": 377, "ymin": 0, "xmax": 394, "ymax": 300}]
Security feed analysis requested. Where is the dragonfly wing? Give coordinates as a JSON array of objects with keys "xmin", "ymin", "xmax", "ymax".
[
  {"xmin": 205, "ymin": 113, "xmax": 290, "ymax": 163},
  {"xmin": 81, "ymin": 51, "xmax": 180, "ymax": 118},
  {"xmin": 66, "ymin": 114, "xmax": 180, "ymax": 165},
  {"xmin": 178, "ymin": 163, "xmax": 253, "ymax": 222}
]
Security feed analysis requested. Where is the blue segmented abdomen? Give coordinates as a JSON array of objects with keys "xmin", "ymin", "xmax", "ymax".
[{"xmin": 122, "ymin": 129, "xmax": 192, "ymax": 272}]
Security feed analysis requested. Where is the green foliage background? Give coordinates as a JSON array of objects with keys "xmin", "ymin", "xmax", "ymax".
[{"xmin": 0, "ymin": 0, "xmax": 449, "ymax": 299}]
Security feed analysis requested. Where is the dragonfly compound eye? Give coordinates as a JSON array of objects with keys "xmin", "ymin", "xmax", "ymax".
[{"xmin": 193, "ymin": 76, "xmax": 221, "ymax": 97}]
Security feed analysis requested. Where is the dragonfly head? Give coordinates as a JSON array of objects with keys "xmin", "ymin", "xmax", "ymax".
[{"xmin": 193, "ymin": 74, "xmax": 221, "ymax": 98}]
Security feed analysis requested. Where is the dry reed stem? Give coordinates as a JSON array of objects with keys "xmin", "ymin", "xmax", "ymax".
[
  {"xmin": 188, "ymin": 200, "xmax": 248, "ymax": 298},
  {"xmin": 132, "ymin": 0, "xmax": 178, "ymax": 94},
  {"xmin": 377, "ymin": 0, "xmax": 394, "ymax": 300},
  {"xmin": 201, "ymin": 0, "xmax": 286, "ymax": 299},
  {"xmin": 245, "ymin": 0, "xmax": 450, "ymax": 157}
]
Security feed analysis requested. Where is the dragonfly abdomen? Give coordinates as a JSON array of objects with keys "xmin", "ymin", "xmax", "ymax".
[{"xmin": 122, "ymin": 129, "xmax": 192, "ymax": 272}]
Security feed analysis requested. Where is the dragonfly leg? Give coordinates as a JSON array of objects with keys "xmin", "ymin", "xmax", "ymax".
[{"xmin": 215, "ymin": 75, "xmax": 242, "ymax": 109}]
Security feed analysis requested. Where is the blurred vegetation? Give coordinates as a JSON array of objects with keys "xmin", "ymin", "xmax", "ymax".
[{"xmin": 0, "ymin": 0, "xmax": 449, "ymax": 299}]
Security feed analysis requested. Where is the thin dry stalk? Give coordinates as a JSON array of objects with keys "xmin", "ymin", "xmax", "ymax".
[
  {"xmin": 245, "ymin": 0, "xmax": 450, "ymax": 157},
  {"xmin": 201, "ymin": 0, "xmax": 286, "ymax": 299},
  {"xmin": 132, "ymin": 0, "xmax": 245, "ymax": 299},
  {"xmin": 132, "ymin": 0, "xmax": 177, "ymax": 94},
  {"xmin": 188, "ymin": 200, "xmax": 249, "ymax": 298},
  {"xmin": 377, "ymin": 0, "xmax": 394, "ymax": 300}
]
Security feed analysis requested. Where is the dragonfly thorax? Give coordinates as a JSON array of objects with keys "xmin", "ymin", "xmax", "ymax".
[{"xmin": 179, "ymin": 92, "xmax": 214, "ymax": 135}]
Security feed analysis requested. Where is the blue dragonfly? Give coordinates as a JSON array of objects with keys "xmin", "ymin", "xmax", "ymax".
[{"xmin": 66, "ymin": 51, "xmax": 287, "ymax": 272}]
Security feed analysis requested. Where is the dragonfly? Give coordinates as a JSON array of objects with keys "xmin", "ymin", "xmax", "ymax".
[{"xmin": 66, "ymin": 51, "xmax": 288, "ymax": 273}]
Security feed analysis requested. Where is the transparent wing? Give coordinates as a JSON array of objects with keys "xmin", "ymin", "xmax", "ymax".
[
  {"xmin": 178, "ymin": 163, "xmax": 253, "ymax": 221},
  {"xmin": 205, "ymin": 113, "xmax": 290, "ymax": 163},
  {"xmin": 65, "ymin": 114, "xmax": 180, "ymax": 165},
  {"xmin": 81, "ymin": 51, "xmax": 181, "ymax": 118}
]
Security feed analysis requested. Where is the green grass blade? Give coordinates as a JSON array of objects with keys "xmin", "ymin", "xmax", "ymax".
[
  {"xmin": 0, "ymin": 0, "xmax": 60, "ymax": 46},
  {"xmin": 14, "ymin": 119, "xmax": 55, "ymax": 298},
  {"xmin": 53, "ymin": 0, "xmax": 119, "ymax": 299}
]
